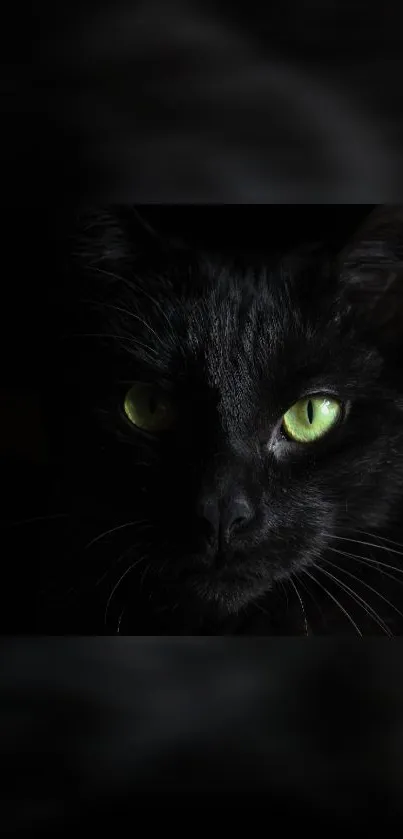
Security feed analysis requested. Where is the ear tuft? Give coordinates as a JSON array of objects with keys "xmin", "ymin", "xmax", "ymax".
[{"xmin": 338, "ymin": 205, "xmax": 403, "ymax": 347}]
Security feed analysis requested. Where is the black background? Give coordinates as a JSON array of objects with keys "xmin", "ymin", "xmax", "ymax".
[{"xmin": 2, "ymin": 0, "xmax": 403, "ymax": 825}]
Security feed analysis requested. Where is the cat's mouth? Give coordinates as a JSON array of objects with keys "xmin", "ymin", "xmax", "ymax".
[
  {"xmin": 157, "ymin": 536, "xmax": 304, "ymax": 617},
  {"xmin": 173, "ymin": 551, "xmax": 274, "ymax": 616}
]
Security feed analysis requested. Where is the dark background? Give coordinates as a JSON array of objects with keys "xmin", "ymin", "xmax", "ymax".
[
  {"xmin": 5, "ymin": 2, "xmax": 403, "ymax": 205},
  {"xmin": 2, "ymin": 638, "xmax": 403, "ymax": 827},
  {"xmin": 2, "ymin": 0, "xmax": 403, "ymax": 824}
]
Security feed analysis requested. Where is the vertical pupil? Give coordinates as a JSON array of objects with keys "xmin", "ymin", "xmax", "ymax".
[
  {"xmin": 149, "ymin": 395, "xmax": 157, "ymax": 414},
  {"xmin": 307, "ymin": 399, "xmax": 314, "ymax": 424}
]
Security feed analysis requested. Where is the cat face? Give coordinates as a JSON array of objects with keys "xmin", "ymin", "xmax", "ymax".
[{"xmin": 66, "ymin": 206, "xmax": 403, "ymax": 628}]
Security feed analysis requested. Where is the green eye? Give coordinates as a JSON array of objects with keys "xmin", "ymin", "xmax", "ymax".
[
  {"xmin": 123, "ymin": 383, "xmax": 176, "ymax": 432},
  {"xmin": 282, "ymin": 396, "xmax": 341, "ymax": 443}
]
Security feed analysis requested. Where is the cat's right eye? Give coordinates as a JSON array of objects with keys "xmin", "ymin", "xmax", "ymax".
[{"xmin": 123, "ymin": 383, "xmax": 176, "ymax": 433}]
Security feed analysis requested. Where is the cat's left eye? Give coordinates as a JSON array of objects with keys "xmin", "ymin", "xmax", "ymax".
[
  {"xmin": 123, "ymin": 383, "xmax": 176, "ymax": 433},
  {"xmin": 282, "ymin": 396, "xmax": 342, "ymax": 443}
]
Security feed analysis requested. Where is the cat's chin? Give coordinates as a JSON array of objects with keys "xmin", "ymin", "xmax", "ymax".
[{"xmin": 183, "ymin": 569, "xmax": 272, "ymax": 618}]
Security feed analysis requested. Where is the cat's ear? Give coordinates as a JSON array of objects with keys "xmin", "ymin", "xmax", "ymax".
[
  {"xmin": 74, "ymin": 207, "xmax": 190, "ymax": 272},
  {"xmin": 338, "ymin": 205, "xmax": 403, "ymax": 346},
  {"xmin": 74, "ymin": 208, "xmax": 164, "ymax": 265}
]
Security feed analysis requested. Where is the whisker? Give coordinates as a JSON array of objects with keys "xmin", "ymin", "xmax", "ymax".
[
  {"xmin": 290, "ymin": 578, "xmax": 309, "ymax": 636},
  {"xmin": 326, "ymin": 545, "xmax": 403, "ymax": 579},
  {"xmin": 323, "ymin": 555, "xmax": 403, "ymax": 621},
  {"xmin": 117, "ymin": 605, "xmax": 126, "ymax": 634},
  {"xmin": 323, "ymin": 533, "xmax": 403, "ymax": 559},
  {"xmin": 80, "ymin": 299, "xmax": 164, "ymax": 346},
  {"xmin": 316, "ymin": 564, "xmax": 392, "ymax": 637},
  {"xmin": 353, "ymin": 529, "xmax": 403, "ymax": 550},
  {"xmin": 295, "ymin": 572, "xmax": 326, "ymax": 627},
  {"xmin": 88, "ymin": 266, "xmax": 132, "ymax": 284},
  {"xmin": 302, "ymin": 568, "xmax": 362, "ymax": 636},
  {"xmin": 332, "ymin": 522, "xmax": 403, "ymax": 550},
  {"xmin": 84, "ymin": 520, "xmax": 150, "ymax": 551},
  {"xmin": 70, "ymin": 332, "xmax": 159, "ymax": 356},
  {"xmin": 94, "ymin": 542, "xmax": 140, "ymax": 588},
  {"xmin": 89, "ymin": 266, "xmax": 177, "ymax": 339},
  {"xmin": 104, "ymin": 554, "xmax": 147, "ymax": 627},
  {"xmin": 130, "ymin": 207, "xmax": 161, "ymax": 239},
  {"xmin": 326, "ymin": 546, "xmax": 403, "ymax": 601},
  {"xmin": 157, "ymin": 556, "xmax": 172, "ymax": 578},
  {"xmin": 254, "ymin": 600, "xmax": 270, "ymax": 618}
]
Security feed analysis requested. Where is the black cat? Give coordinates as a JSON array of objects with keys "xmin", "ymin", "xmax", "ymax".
[{"xmin": 40, "ymin": 205, "xmax": 403, "ymax": 635}]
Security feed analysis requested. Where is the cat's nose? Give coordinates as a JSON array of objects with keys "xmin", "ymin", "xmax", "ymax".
[{"xmin": 197, "ymin": 494, "xmax": 255, "ymax": 547}]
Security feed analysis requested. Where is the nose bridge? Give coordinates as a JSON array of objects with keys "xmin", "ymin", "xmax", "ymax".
[
  {"xmin": 203, "ymin": 449, "xmax": 244, "ymax": 503},
  {"xmin": 197, "ymin": 451, "xmax": 256, "ymax": 546}
]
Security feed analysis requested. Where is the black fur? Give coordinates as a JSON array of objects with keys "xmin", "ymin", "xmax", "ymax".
[{"xmin": 41, "ymin": 206, "xmax": 403, "ymax": 635}]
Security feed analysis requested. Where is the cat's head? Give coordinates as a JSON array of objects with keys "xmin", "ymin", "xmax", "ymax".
[{"xmin": 65, "ymin": 206, "xmax": 403, "ymax": 625}]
